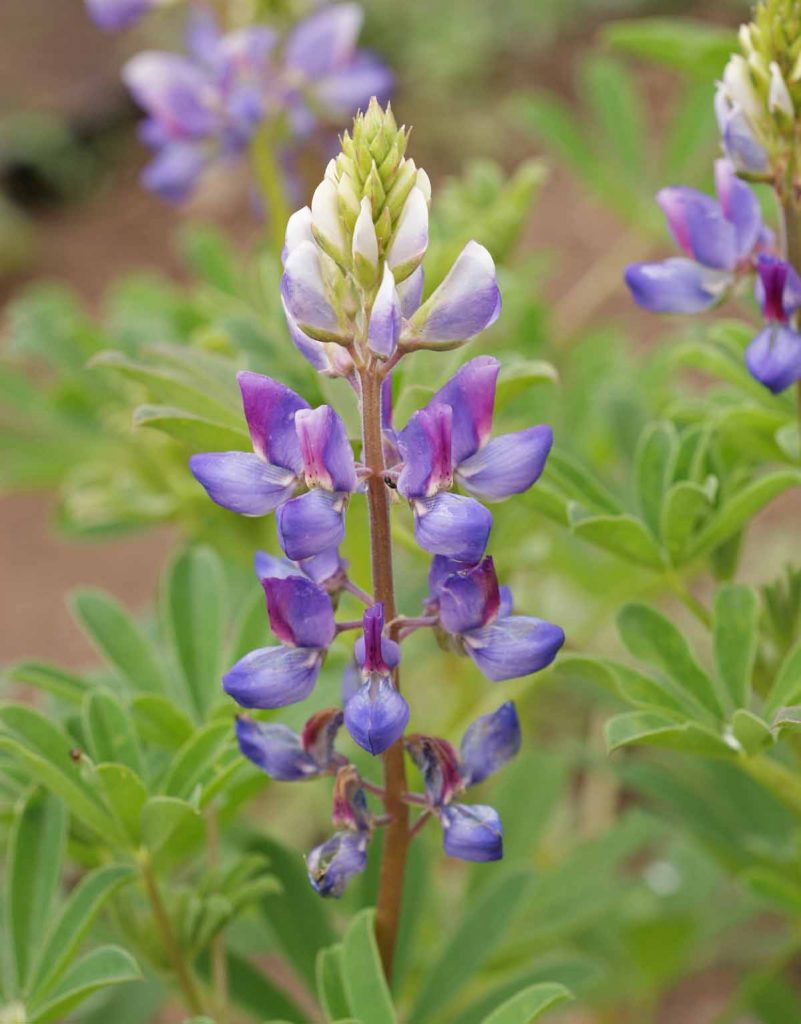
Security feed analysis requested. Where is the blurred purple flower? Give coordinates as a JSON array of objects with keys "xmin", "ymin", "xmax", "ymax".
[
  {"xmin": 746, "ymin": 255, "xmax": 801, "ymax": 393},
  {"xmin": 625, "ymin": 159, "xmax": 772, "ymax": 314},
  {"xmin": 86, "ymin": 0, "xmax": 157, "ymax": 30}
]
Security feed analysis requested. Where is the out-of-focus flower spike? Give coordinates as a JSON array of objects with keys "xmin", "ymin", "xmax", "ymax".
[
  {"xmin": 459, "ymin": 702, "xmax": 521, "ymax": 787},
  {"xmin": 368, "ymin": 264, "xmax": 401, "ymax": 358},
  {"xmin": 307, "ymin": 830, "xmax": 368, "ymax": 897},
  {"xmin": 440, "ymin": 803, "xmax": 503, "ymax": 862},
  {"xmin": 86, "ymin": 0, "xmax": 156, "ymax": 31},
  {"xmin": 332, "ymin": 765, "xmax": 372, "ymax": 831}
]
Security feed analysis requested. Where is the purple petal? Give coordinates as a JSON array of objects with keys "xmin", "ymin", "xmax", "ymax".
[
  {"xmin": 332, "ymin": 765, "xmax": 372, "ymax": 831},
  {"xmin": 86, "ymin": 0, "xmax": 151, "ymax": 30},
  {"xmin": 456, "ymin": 426, "xmax": 553, "ymax": 501},
  {"xmin": 307, "ymin": 830, "xmax": 368, "ymax": 898},
  {"xmin": 141, "ymin": 143, "xmax": 208, "ymax": 202},
  {"xmin": 657, "ymin": 186, "xmax": 737, "ymax": 270},
  {"xmin": 755, "ymin": 255, "xmax": 800, "ymax": 322},
  {"xmin": 223, "ymin": 646, "xmax": 323, "ymax": 708},
  {"xmin": 299, "ymin": 547, "xmax": 346, "ymax": 587},
  {"xmin": 464, "ymin": 615, "xmax": 565, "ymax": 682},
  {"xmin": 354, "ymin": 635, "xmax": 400, "ymax": 671},
  {"xmin": 185, "ymin": 8, "xmax": 222, "ymax": 64},
  {"xmin": 398, "ymin": 404, "xmax": 453, "ymax": 500},
  {"xmin": 281, "ymin": 241, "xmax": 342, "ymax": 337},
  {"xmin": 263, "ymin": 575, "xmax": 335, "ymax": 649},
  {"xmin": 282, "ymin": 299, "xmax": 355, "ymax": 378},
  {"xmin": 254, "ymin": 550, "xmax": 300, "ymax": 581},
  {"xmin": 238, "ymin": 371, "xmax": 307, "ymax": 471},
  {"xmin": 427, "ymin": 555, "xmax": 478, "ymax": 606},
  {"xmin": 499, "ymin": 585, "xmax": 514, "ymax": 618},
  {"xmin": 295, "ymin": 406, "xmax": 357, "ymax": 493},
  {"xmin": 217, "ymin": 25, "xmax": 277, "ymax": 74},
  {"xmin": 342, "ymin": 661, "xmax": 362, "ymax": 704},
  {"xmin": 745, "ymin": 324, "xmax": 801, "ymax": 394},
  {"xmin": 715, "ymin": 93, "xmax": 770, "ymax": 174},
  {"xmin": 438, "ymin": 556, "xmax": 501, "ymax": 635},
  {"xmin": 235, "ymin": 717, "xmax": 320, "ymax": 780},
  {"xmin": 405, "ymin": 734, "xmax": 462, "ymax": 806},
  {"xmin": 714, "ymin": 158, "xmax": 762, "ymax": 259},
  {"xmin": 361, "ymin": 604, "xmax": 389, "ymax": 672},
  {"xmin": 413, "ymin": 492, "xmax": 492, "ymax": 563},
  {"xmin": 189, "ymin": 452, "xmax": 297, "ymax": 516},
  {"xmin": 276, "ymin": 489, "xmax": 347, "ymax": 561},
  {"xmin": 344, "ymin": 676, "xmax": 410, "ymax": 755},
  {"xmin": 429, "ymin": 356, "xmax": 499, "ymax": 464},
  {"xmin": 440, "ymin": 803, "xmax": 503, "ymax": 862},
  {"xmin": 123, "ymin": 53, "xmax": 217, "ymax": 139},
  {"xmin": 407, "ymin": 241, "xmax": 500, "ymax": 344},
  {"xmin": 313, "ymin": 55, "xmax": 394, "ymax": 119},
  {"xmin": 624, "ymin": 258, "xmax": 731, "ymax": 314},
  {"xmin": 459, "ymin": 702, "xmax": 521, "ymax": 787},
  {"xmin": 368, "ymin": 265, "xmax": 401, "ymax": 358},
  {"xmin": 397, "ymin": 266, "xmax": 424, "ymax": 319},
  {"xmin": 301, "ymin": 707, "xmax": 344, "ymax": 767},
  {"xmin": 284, "ymin": 3, "xmax": 362, "ymax": 78}
]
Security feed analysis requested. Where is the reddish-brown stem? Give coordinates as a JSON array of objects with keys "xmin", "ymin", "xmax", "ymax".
[{"xmin": 359, "ymin": 364, "xmax": 410, "ymax": 980}]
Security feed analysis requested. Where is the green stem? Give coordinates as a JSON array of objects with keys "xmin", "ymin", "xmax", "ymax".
[
  {"xmin": 667, "ymin": 575, "xmax": 712, "ymax": 629},
  {"xmin": 139, "ymin": 854, "xmax": 204, "ymax": 1016},
  {"xmin": 250, "ymin": 125, "xmax": 291, "ymax": 257}
]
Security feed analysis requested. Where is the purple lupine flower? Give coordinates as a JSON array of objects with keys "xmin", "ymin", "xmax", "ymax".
[
  {"xmin": 432, "ymin": 556, "xmax": 564, "ymax": 682},
  {"xmin": 223, "ymin": 574, "xmax": 335, "ymax": 708},
  {"xmin": 254, "ymin": 547, "xmax": 347, "ymax": 593},
  {"xmin": 343, "ymin": 604, "xmax": 409, "ymax": 755},
  {"xmin": 404, "ymin": 702, "xmax": 520, "ymax": 862},
  {"xmin": 189, "ymin": 372, "xmax": 358, "ymax": 561},
  {"xmin": 625, "ymin": 159, "xmax": 771, "ymax": 314},
  {"xmin": 714, "ymin": 58, "xmax": 770, "ymax": 174},
  {"xmin": 85, "ymin": 0, "xmax": 157, "ymax": 30},
  {"xmin": 123, "ymin": 11, "xmax": 276, "ymax": 201},
  {"xmin": 235, "ymin": 707, "xmax": 344, "ymax": 780},
  {"xmin": 307, "ymin": 830, "xmax": 368, "ymax": 897},
  {"xmin": 745, "ymin": 256, "xmax": 801, "ymax": 393},
  {"xmin": 331, "ymin": 764, "xmax": 372, "ymax": 831}
]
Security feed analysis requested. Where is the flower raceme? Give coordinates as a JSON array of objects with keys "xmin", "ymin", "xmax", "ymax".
[
  {"xmin": 190, "ymin": 100, "xmax": 563, "ymax": 897},
  {"xmin": 116, "ymin": 4, "xmax": 391, "ymax": 201},
  {"xmin": 746, "ymin": 256, "xmax": 801, "ymax": 393}
]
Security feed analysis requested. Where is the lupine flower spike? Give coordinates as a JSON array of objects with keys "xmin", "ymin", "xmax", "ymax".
[{"xmin": 193, "ymin": 100, "xmax": 563, "ymax": 901}]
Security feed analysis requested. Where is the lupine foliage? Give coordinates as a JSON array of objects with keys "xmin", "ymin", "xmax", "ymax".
[{"xmin": 2, "ymin": 0, "xmax": 801, "ymax": 1022}]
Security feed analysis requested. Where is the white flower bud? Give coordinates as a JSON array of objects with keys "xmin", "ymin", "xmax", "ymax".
[
  {"xmin": 415, "ymin": 168, "xmax": 432, "ymax": 206},
  {"xmin": 387, "ymin": 187, "xmax": 429, "ymax": 283},
  {"xmin": 311, "ymin": 178, "xmax": 348, "ymax": 267},
  {"xmin": 352, "ymin": 197, "xmax": 379, "ymax": 286},
  {"xmin": 723, "ymin": 55, "xmax": 762, "ymax": 120},
  {"xmin": 769, "ymin": 61, "xmax": 794, "ymax": 117}
]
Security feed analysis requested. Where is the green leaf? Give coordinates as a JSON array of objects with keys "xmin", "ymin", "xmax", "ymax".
[
  {"xmin": 686, "ymin": 471, "xmax": 801, "ymax": 560},
  {"xmin": 617, "ymin": 604, "xmax": 723, "ymax": 719},
  {"xmin": 316, "ymin": 945, "xmax": 351, "ymax": 1023},
  {"xmin": 5, "ymin": 662, "xmax": 89, "ymax": 705},
  {"xmin": 70, "ymin": 589, "xmax": 169, "ymax": 695},
  {"xmin": 605, "ymin": 712, "xmax": 733, "ymax": 756},
  {"xmin": 6, "ymin": 790, "xmax": 66, "ymax": 994},
  {"xmin": 0, "ymin": 706, "xmax": 116, "ymax": 840},
  {"xmin": 29, "ymin": 865, "xmax": 134, "ymax": 1001},
  {"xmin": 479, "ymin": 982, "xmax": 572, "ymax": 1024},
  {"xmin": 92, "ymin": 764, "xmax": 147, "ymax": 845},
  {"xmin": 28, "ymin": 946, "xmax": 141, "ymax": 1024},
  {"xmin": 162, "ymin": 721, "xmax": 232, "ymax": 800},
  {"xmin": 162, "ymin": 546, "xmax": 226, "ymax": 721},
  {"xmin": 634, "ymin": 421, "xmax": 678, "ymax": 538},
  {"xmin": 495, "ymin": 360, "xmax": 558, "ymax": 405},
  {"xmin": 140, "ymin": 795, "xmax": 202, "ymax": 858},
  {"xmin": 514, "ymin": 95, "xmax": 596, "ymax": 186},
  {"xmin": 216, "ymin": 951, "xmax": 306, "ymax": 1023},
  {"xmin": 606, "ymin": 660, "xmax": 700, "ymax": 720},
  {"xmin": 342, "ymin": 910, "xmax": 395, "ymax": 1024},
  {"xmin": 134, "ymin": 404, "xmax": 249, "ymax": 451},
  {"xmin": 731, "ymin": 709, "xmax": 773, "ymax": 755},
  {"xmin": 660, "ymin": 479, "xmax": 716, "ymax": 563},
  {"xmin": 130, "ymin": 695, "xmax": 194, "ymax": 750},
  {"xmin": 547, "ymin": 450, "xmax": 621, "ymax": 515},
  {"xmin": 713, "ymin": 584, "xmax": 759, "ymax": 711},
  {"xmin": 570, "ymin": 512, "xmax": 664, "ymax": 569},
  {"xmin": 765, "ymin": 642, "xmax": 801, "ymax": 718},
  {"xmin": 83, "ymin": 691, "xmax": 143, "ymax": 774},
  {"xmin": 579, "ymin": 56, "xmax": 645, "ymax": 181},
  {"xmin": 603, "ymin": 18, "xmax": 735, "ymax": 78},
  {"xmin": 411, "ymin": 869, "xmax": 531, "ymax": 1023},
  {"xmin": 771, "ymin": 706, "xmax": 801, "ymax": 737}
]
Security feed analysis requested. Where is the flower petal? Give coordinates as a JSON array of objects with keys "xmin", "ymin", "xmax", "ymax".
[
  {"xmin": 86, "ymin": 0, "xmax": 151, "ymax": 30},
  {"xmin": 657, "ymin": 187, "xmax": 737, "ymax": 270},
  {"xmin": 311, "ymin": 178, "xmax": 349, "ymax": 263},
  {"xmin": 398, "ymin": 404, "xmax": 453, "ymax": 499},
  {"xmin": 276, "ymin": 489, "xmax": 348, "ymax": 561},
  {"xmin": 284, "ymin": 3, "xmax": 362, "ymax": 77},
  {"xmin": 429, "ymin": 356, "xmax": 499, "ymax": 464},
  {"xmin": 368, "ymin": 264, "xmax": 401, "ymax": 358},
  {"xmin": 387, "ymin": 188, "xmax": 429, "ymax": 282},
  {"xmin": 413, "ymin": 492, "xmax": 492, "ymax": 563},
  {"xmin": 397, "ymin": 265, "xmax": 424, "ymax": 319},
  {"xmin": 344, "ymin": 676, "xmax": 410, "ymax": 755},
  {"xmin": 123, "ymin": 52, "xmax": 217, "ymax": 139},
  {"xmin": 407, "ymin": 241, "xmax": 500, "ymax": 345},
  {"xmin": 299, "ymin": 547, "xmax": 346, "ymax": 587},
  {"xmin": 301, "ymin": 707, "xmax": 344, "ymax": 767},
  {"xmin": 714, "ymin": 158, "xmax": 762, "ymax": 259},
  {"xmin": 438, "ymin": 556, "xmax": 501, "ymax": 635},
  {"xmin": 405, "ymin": 734, "xmax": 462, "ymax": 806},
  {"xmin": 283, "ymin": 206, "xmax": 314, "ymax": 264},
  {"xmin": 354, "ymin": 635, "xmax": 400, "ymax": 671},
  {"xmin": 459, "ymin": 702, "xmax": 521, "ymax": 787},
  {"xmin": 235, "ymin": 717, "xmax": 320, "ymax": 780},
  {"xmin": 332, "ymin": 765, "xmax": 372, "ymax": 831},
  {"xmin": 464, "ymin": 615, "xmax": 565, "ymax": 682},
  {"xmin": 313, "ymin": 55, "xmax": 394, "ymax": 119},
  {"xmin": 456, "ymin": 425, "xmax": 553, "ymax": 501},
  {"xmin": 281, "ymin": 240, "xmax": 342, "ymax": 338},
  {"xmin": 263, "ymin": 575, "xmax": 335, "ymax": 649},
  {"xmin": 440, "ymin": 803, "xmax": 503, "ymax": 862},
  {"xmin": 295, "ymin": 406, "xmax": 357, "ymax": 492},
  {"xmin": 307, "ymin": 830, "xmax": 368, "ymax": 898},
  {"xmin": 624, "ymin": 258, "xmax": 731, "ymax": 314},
  {"xmin": 223, "ymin": 646, "xmax": 322, "ymax": 708},
  {"xmin": 282, "ymin": 299, "xmax": 355, "ymax": 378},
  {"xmin": 745, "ymin": 324, "xmax": 801, "ymax": 394},
  {"xmin": 361, "ymin": 603, "xmax": 390, "ymax": 673},
  {"xmin": 189, "ymin": 452, "xmax": 297, "ymax": 516},
  {"xmin": 238, "ymin": 371, "xmax": 307, "ymax": 470}
]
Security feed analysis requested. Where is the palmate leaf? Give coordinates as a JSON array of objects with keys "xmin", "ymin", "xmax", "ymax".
[
  {"xmin": 479, "ymin": 983, "xmax": 572, "ymax": 1024},
  {"xmin": 633, "ymin": 421, "xmax": 678, "ymax": 538},
  {"xmin": 27, "ymin": 946, "xmax": 141, "ymax": 1024}
]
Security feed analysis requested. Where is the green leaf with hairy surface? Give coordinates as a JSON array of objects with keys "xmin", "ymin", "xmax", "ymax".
[
  {"xmin": 548, "ymin": 450, "xmax": 621, "ymax": 515},
  {"xmin": 140, "ymin": 795, "xmax": 202, "ymax": 858},
  {"xmin": 661, "ymin": 479, "xmax": 717, "ymax": 564},
  {"xmin": 28, "ymin": 946, "xmax": 140, "ymax": 1024},
  {"xmin": 317, "ymin": 945, "xmax": 351, "ymax": 1023},
  {"xmin": 6, "ymin": 790, "xmax": 66, "ymax": 994},
  {"xmin": 607, "ymin": 660, "xmax": 701, "ymax": 720},
  {"xmin": 134, "ymin": 404, "xmax": 250, "ymax": 451},
  {"xmin": 163, "ymin": 546, "xmax": 226, "ymax": 721},
  {"xmin": 342, "ymin": 910, "xmax": 395, "ymax": 1024},
  {"xmin": 5, "ymin": 662, "xmax": 89, "ymax": 705},
  {"xmin": 713, "ymin": 585, "xmax": 758, "ymax": 711},
  {"xmin": 92, "ymin": 764, "xmax": 147, "ymax": 845},
  {"xmin": 480, "ymin": 982, "xmax": 572, "ymax": 1024},
  {"xmin": 162, "ymin": 720, "xmax": 231, "ymax": 799},
  {"xmin": 412, "ymin": 869, "xmax": 531, "ymax": 1023},
  {"xmin": 765, "ymin": 643, "xmax": 801, "ymax": 718},
  {"xmin": 617, "ymin": 604, "xmax": 723, "ymax": 719},
  {"xmin": 570, "ymin": 512, "xmax": 664, "ymax": 569},
  {"xmin": 495, "ymin": 360, "xmax": 558, "ymax": 405},
  {"xmin": 130, "ymin": 695, "xmax": 194, "ymax": 750},
  {"xmin": 71, "ymin": 589, "xmax": 169, "ymax": 695},
  {"xmin": 83, "ymin": 691, "xmax": 143, "ymax": 775},
  {"xmin": 606, "ymin": 712, "xmax": 732, "ymax": 756},
  {"xmin": 634, "ymin": 421, "xmax": 678, "ymax": 538}
]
